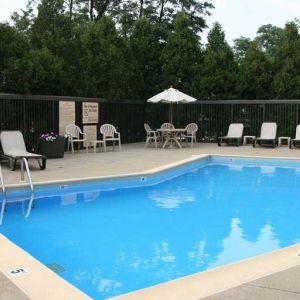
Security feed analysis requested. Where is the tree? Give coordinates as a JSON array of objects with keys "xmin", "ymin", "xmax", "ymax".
[
  {"xmin": 272, "ymin": 21, "xmax": 300, "ymax": 99},
  {"xmin": 238, "ymin": 42, "xmax": 273, "ymax": 99},
  {"xmin": 161, "ymin": 12, "xmax": 201, "ymax": 94},
  {"xmin": 0, "ymin": 23, "xmax": 29, "ymax": 92},
  {"xmin": 4, "ymin": 48, "xmax": 64, "ymax": 94},
  {"xmin": 255, "ymin": 24, "xmax": 283, "ymax": 57},
  {"xmin": 233, "ymin": 36, "xmax": 252, "ymax": 63},
  {"xmin": 197, "ymin": 22, "xmax": 237, "ymax": 99},
  {"xmin": 81, "ymin": 16, "xmax": 139, "ymax": 100}
]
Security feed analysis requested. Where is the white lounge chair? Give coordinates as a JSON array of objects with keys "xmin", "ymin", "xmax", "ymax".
[
  {"xmin": 0, "ymin": 131, "xmax": 46, "ymax": 170},
  {"xmin": 290, "ymin": 125, "xmax": 300, "ymax": 148},
  {"xmin": 144, "ymin": 123, "xmax": 159, "ymax": 148},
  {"xmin": 181, "ymin": 123, "xmax": 198, "ymax": 147},
  {"xmin": 218, "ymin": 123, "xmax": 244, "ymax": 146},
  {"xmin": 65, "ymin": 124, "xmax": 88, "ymax": 155},
  {"xmin": 253, "ymin": 122, "xmax": 277, "ymax": 148},
  {"xmin": 100, "ymin": 124, "xmax": 121, "ymax": 152}
]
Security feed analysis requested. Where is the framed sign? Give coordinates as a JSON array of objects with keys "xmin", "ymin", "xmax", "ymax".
[
  {"xmin": 82, "ymin": 102, "xmax": 98, "ymax": 124},
  {"xmin": 83, "ymin": 125, "xmax": 97, "ymax": 147},
  {"xmin": 59, "ymin": 101, "xmax": 75, "ymax": 135}
]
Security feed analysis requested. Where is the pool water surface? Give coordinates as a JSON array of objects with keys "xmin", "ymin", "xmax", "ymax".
[{"xmin": 1, "ymin": 157, "xmax": 300, "ymax": 299}]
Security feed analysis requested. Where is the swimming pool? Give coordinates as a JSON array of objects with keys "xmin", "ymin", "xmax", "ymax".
[{"xmin": 1, "ymin": 156, "xmax": 300, "ymax": 299}]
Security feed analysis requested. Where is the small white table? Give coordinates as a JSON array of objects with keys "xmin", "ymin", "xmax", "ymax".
[
  {"xmin": 89, "ymin": 140, "xmax": 104, "ymax": 153},
  {"xmin": 157, "ymin": 129, "xmax": 186, "ymax": 149},
  {"xmin": 243, "ymin": 135, "xmax": 256, "ymax": 145},
  {"xmin": 278, "ymin": 136, "xmax": 291, "ymax": 147}
]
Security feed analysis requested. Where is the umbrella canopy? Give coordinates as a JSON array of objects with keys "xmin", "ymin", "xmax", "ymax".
[
  {"xmin": 147, "ymin": 87, "xmax": 197, "ymax": 123},
  {"xmin": 147, "ymin": 87, "xmax": 197, "ymax": 103}
]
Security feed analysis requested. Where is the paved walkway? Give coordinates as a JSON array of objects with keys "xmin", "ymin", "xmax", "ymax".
[
  {"xmin": 204, "ymin": 265, "xmax": 300, "ymax": 300},
  {"xmin": 2, "ymin": 142, "xmax": 300, "ymax": 186}
]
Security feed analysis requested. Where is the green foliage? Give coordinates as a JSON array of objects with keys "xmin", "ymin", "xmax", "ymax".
[
  {"xmin": 81, "ymin": 16, "xmax": 140, "ymax": 100},
  {"xmin": 272, "ymin": 22, "xmax": 300, "ymax": 99},
  {"xmin": 197, "ymin": 22, "xmax": 237, "ymax": 100},
  {"xmin": 161, "ymin": 12, "xmax": 201, "ymax": 94},
  {"xmin": 0, "ymin": 23, "xmax": 29, "ymax": 91},
  {"xmin": 130, "ymin": 18, "xmax": 162, "ymax": 100},
  {"xmin": 4, "ymin": 47, "xmax": 64, "ymax": 94},
  {"xmin": 233, "ymin": 37, "xmax": 252, "ymax": 62},
  {"xmin": 255, "ymin": 24, "xmax": 283, "ymax": 57},
  {"xmin": 2, "ymin": 0, "xmax": 300, "ymax": 101},
  {"xmin": 238, "ymin": 42, "xmax": 273, "ymax": 99}
]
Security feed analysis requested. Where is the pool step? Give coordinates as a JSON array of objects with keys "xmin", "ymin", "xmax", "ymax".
[{"xmin": 45, "ymin": 262, "xmax": 65, "ymax": 274}]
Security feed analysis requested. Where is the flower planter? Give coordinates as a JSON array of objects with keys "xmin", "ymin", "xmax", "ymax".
[{"xmin": 38, "ymin": 137, "xmax": 66, "ymax": 159}]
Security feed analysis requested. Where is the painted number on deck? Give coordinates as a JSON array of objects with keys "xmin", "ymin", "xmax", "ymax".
[{"xmin": 9, "ymin": 268, "xmax": 29, "ymax": 277}]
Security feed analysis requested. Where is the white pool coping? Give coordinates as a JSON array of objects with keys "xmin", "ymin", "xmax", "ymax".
[{"xmin": 1, "ymin": 153, "xmax": 300, "ymax": 300}]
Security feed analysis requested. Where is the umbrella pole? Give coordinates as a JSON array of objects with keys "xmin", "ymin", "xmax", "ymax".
[{"xmin": 169, "ymin": 103, "xmax": 173, "ymax": 124}]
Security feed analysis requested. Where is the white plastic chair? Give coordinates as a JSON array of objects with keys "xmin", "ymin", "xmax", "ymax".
[
  {"xmin": 100, "ymin": 124, "xmax": 121, "ymax": 152},
  {"xmin": 160, "ymin": 123, "xmax": 175, "ymax": 130},
  {"xmin": 160, "ymin": 123, "xmax": 175, "ymax": 142},
  {"xmin": 253, "ymin": 122, "xmax": 277, "ymax": 148},
  {"xmin": 65, "ymin": 124, "xmax": 88, "ymax": 155},
  {"xmin": 290, "ymin": 125, "xmax": 300, "ymax": 148},
  {"xmin": 144, "ymin": 123, "xmax": 160, "ymax": 148},
  {"xmin": 218, "ymin": 123, "xmax": 244, "ymax": 146},
  {"xmin": 181, "ymin": 123, "xmax": 198, "ymax": 147}
]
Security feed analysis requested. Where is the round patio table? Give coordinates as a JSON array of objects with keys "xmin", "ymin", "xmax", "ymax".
[{"xmin": 157, "ymin": 128, "xmax": 186, "ymax": 149}]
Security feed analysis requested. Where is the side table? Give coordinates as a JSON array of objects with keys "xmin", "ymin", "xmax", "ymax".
[
  {"xmin": 243, "ymin": 135, "xmax": 255, "ymax": 145},
  {"xmin": 278, "ymin": 136, "xmax": 290, "ymax": 147}
]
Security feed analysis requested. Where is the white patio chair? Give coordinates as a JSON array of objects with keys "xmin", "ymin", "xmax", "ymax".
[
  {"xmin": 100, "ymin": 124, "xmax": 121, "ymax": 152},
  {"xmin": 160, "ymin": 122, "xmax": 175, "ymax": 142},
  {"xmin": 0, "ymin": 131, "xmax": 46, "ymax": 170},
  {"xmin": 144, "ymin": 123, "xmax": 159, "ymax": 148},
  {"xmin": 160, "ymin": 123, "xmax": 175, "ymax": 130},
  {"xmin": 253, "ymin": 122, "xmax": 277, "ymax": 148},
  {"xmin": 65, "ymin": 124, "xmax": 88, "ymax": 155},
  {"xmin": 181, "ymin": 123, "xmax": 198, "ymax": 147},
  {"xmin": 290, "ymin": 125, "xmax": 300, "ymax": 148},
  {"xmin": 218, "ymin": 123, "xmax": 244, "ymax": 146}
]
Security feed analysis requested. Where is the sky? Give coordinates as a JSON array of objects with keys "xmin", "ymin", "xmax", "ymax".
[{"xmin": 0, "ymin": 0, "xmax": 300, "ymax": 44}]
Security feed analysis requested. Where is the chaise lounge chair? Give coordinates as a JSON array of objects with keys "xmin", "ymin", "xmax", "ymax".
[
  {"xmin": 253, "ymin": 122, "xmax": 277, "ymax": 148},
  {"xmin": 290, "ymin": 125, "xmax": 300, "ymax": 148},
  {"xmin": 0, "ymin": 131, "xmax": 46, "ymax": 170},
  {"xmin": 218, "ymin": 123, "xmax": 244, "ymax": 146}
]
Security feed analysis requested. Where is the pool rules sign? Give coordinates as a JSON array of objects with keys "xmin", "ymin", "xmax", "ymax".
[
  {"xmin": 82, "ymin": 102, "xmax": 99, "ymax": 147},
  {"xmin": 82, "ymin": 102, "xmax": 98, "ymax": 124}
]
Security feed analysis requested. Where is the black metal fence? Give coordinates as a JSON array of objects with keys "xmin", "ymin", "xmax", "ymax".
[{"xmin": 0, "ymin": 94, "xmax": 299, "ymax": 151}]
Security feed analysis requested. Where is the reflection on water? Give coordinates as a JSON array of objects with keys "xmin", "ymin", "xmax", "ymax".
[
  {"xmin": 148, "ymin": 189, "xmax": 195, "ymax": 209},
  {"xmin": 1, "ymin": 163, "xmax": 300, "ymax": 299}
]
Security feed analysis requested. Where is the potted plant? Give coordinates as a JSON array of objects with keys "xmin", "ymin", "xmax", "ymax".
[{"xmin": 38, "ymin": 132, "xmax": 66, "ymax": 159}]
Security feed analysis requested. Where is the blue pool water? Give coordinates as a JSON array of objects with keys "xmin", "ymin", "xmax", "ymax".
[{"xmin": 1, "ymin": 156, "xmax": 300, "ymax": 299}]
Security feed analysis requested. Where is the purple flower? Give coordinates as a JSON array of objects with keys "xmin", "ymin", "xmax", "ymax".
[{"xmin": 39, "ymin": 132, "xmax": 64, "ymax": 142}]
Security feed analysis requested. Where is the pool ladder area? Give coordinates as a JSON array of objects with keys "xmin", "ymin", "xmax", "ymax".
[{"xmin": 0, "ymin": 158, "xmax": 35, "ymax": 225}]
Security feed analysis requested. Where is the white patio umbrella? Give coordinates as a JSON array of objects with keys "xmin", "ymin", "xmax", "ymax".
[{"xmin": 147, "ymin": 87, "xmax": 197, "ymax": 123}]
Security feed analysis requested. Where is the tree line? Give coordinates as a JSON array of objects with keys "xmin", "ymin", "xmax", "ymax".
[{"xmin": 0, "ymin": 0, "xmax": 300, "ymax": 101}]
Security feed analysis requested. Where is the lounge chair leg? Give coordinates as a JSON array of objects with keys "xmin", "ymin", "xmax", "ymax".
[
  {"xmin": 218, "ymin": 138, "xmax": 222, "ymax": 147},
  {"xmin": 119, "ymin": 141, "xmax": 121, "ymax": 151},
  {"xmin": 38, "ymin": 157, "xmax": 47, "ymax": 170},
  {"xmin": 103, "ymin": 141, "xmax": 106, "ymax": 152}
]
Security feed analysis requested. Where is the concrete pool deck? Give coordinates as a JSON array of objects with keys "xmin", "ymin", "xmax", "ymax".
[{"xmin": 1, "ymin": 142, "xmax": 300, "ymax": 299}]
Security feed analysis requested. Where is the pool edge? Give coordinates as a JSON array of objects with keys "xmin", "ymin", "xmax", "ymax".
[
  {"xmin": 0, "ymin": 234, "xmax": 91, "ymax": 300},
  {"xmin": 110, "ymin": 243, "xmax": 300, "ymax": 300}
]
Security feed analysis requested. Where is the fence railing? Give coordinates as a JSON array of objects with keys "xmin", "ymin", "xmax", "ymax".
[{"xmin": 0, "ymin": 94, "xmax": 299, "ymax": 151}]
